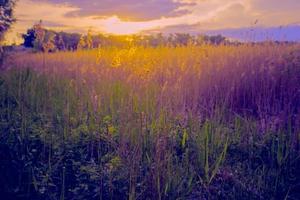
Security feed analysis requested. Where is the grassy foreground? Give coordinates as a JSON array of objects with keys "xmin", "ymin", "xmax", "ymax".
[{"xmin": 0, "ymin": 44, "xmax": 300, "ymax": 199}]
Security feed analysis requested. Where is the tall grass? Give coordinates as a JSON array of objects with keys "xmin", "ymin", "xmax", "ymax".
[{"xmin": 0, "ymin": 43, "xmax": 300, "ymax": 199}]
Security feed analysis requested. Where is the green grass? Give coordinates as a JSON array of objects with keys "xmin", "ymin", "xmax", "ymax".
[{"xmin": 0, "ymin": 44, "xmax": 300, "ymax": 199}]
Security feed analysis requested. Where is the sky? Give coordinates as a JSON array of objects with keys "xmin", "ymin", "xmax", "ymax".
[{"xmin": 5, "ymin": 0, "xmax": 300, "ymax": 44}]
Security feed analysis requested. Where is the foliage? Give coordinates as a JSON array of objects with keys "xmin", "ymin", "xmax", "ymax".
[
  {"xmin": 0, "ymin": 0, "xmax": 15, "ymax": 41},
  {"xmin": 22, "ymin": 21, "xmax": 57, "ymax": 52},
  {"xmin": 22, "ymin": 24, "xmax": 231, "ymax": 52},
  {"xmin": 0, "ymin": 0, "xmax": 15, "ymax": 68},
  {"xmin": 77, "ymin": 35, "xmax": 86, "ymax": 50}
]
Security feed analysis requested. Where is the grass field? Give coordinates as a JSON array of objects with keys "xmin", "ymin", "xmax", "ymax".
[{"xmin": 1, "ymin": 43, "xmax": 300, "ymax": 199}]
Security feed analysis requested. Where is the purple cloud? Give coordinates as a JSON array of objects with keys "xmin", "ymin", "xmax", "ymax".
[
  {"xmin": 250, "ymin": 0, "xmax": 300, "ymax": 12},
  {"xmin": 33, "ymin": 0, "xmax": 194, "ymax": 21}
]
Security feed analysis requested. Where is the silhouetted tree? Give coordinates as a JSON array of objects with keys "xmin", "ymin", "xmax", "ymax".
[
  {"xmin": 77, "ymin": 35, "xmax": 86, "ymax": 50},
  {"xmin": 209, "ymin": 35, "xmax": 226, "ymax": 45},
  {"xmin": 167, "ymin": 34, "xmax": 175, "ymax": 47},
  {"xmin": 22, "ymin": 21, "xmax": 57, "ymax": 52},
  {"xmin": 86, "ymin": 30, "xmax": 93, "ymax": 49},
  {"xmin": 0, "ymin": 0, "xmax": 15, "ymax": 41},
  {"xmin": 22, "ymin": 21, "xmax": 45, "ymax": 50},
  {"xmin": 22, "ymin": 28, "xmax": 35, "ymax": 48},
  {"xmin": 174, "ymin": 33, "xmax": 192, "ymax": 46},
  {"xmin": 59, "ymin": 32, "xmax": 81, "ymax": 50},
  {"xmin": 0, "ymin": 0, "xmax": 15, "ymax": 67},
  {"xmin": 195, "ymin": 35, "xmax": 209, "ymax": 45},
  {"xmin": 91, "ymin": 34, "xmax": 102, "ymax": 48},
  {"xmin": 32, "ymin": 21, "xmax": 46, "ymax": 51},
  {"xmin": 42, "ymin": 30, "xmax": 56, "ymax": 52},
  {"xmin": 55, "ymin": 33, "xmax": 65, "ymax": 51}
]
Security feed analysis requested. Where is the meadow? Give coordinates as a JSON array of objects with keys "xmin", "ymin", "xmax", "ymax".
[{"xmin": 0, "ymin": 43, "xmax": 300, "ymax": 199}]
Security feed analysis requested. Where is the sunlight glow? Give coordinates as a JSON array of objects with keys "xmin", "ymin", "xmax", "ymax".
[{"xmin": 102, "ymin": 16, "xmax": 152, "ymax": 35}]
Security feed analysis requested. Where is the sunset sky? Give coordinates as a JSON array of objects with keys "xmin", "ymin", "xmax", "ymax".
[{"xmin": 5, "ymin": 0, "xmax": 300, "ymax": 44}]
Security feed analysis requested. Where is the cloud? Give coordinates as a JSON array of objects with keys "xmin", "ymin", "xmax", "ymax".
[
  {"xmin": 4, "ymin": 0, "xmax": 300, "ymax": 44},
  {"xmin": 8, "ymin": 0, "xmax": 240, "ymax": 37},
  {"xmin": 32, "ymin": 0, "xmax": 194, "ymax": 21},
  {"xmin": 248, "ymin": 0, "xmax": 300, "ymax": 26},
  {"xmin": 196, "ymin": 2, "xmax": 257, "ymax": 29},
  {"xmin": 250, "ymin": 0, "xmax": 300, "ymax": 12}
]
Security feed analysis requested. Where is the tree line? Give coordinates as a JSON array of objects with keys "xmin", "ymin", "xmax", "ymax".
[{"xmin": 22, "ymin": 21, "xmax": 234, "ymax": 52}]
